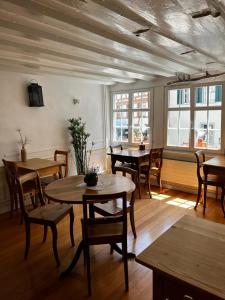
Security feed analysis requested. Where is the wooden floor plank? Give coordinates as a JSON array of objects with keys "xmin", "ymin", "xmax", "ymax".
[{"xmin": 0, "ymin": 186, "xmax": 225, "ymax": 300}]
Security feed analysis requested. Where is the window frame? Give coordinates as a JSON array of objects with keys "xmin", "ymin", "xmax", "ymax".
[
  {"xmin": 164, "ymin": 81, "xmax": 225, "ymax": 154},
  {"xmin": 110, "ymin": 89, "xmax": 153, "ymax": 146}
]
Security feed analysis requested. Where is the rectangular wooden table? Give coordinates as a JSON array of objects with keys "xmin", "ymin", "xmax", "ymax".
[
  {"xmin": 203, "ymin": 155, "xmax": 225, "ymax": 175},
  {"xmin": 16, "ymin": 158, "xmax": 62, "ymax": 177},
  {"xmin": 136, "ymin": 215, "xmax": 225, "ymax": 300},
  {"xmin": 107, "ymin": 149, "xmax": 150, "ymax": 198},
  {"xmin": 202, "ymin": 155, "xmax": 225, "ymax": 216}
]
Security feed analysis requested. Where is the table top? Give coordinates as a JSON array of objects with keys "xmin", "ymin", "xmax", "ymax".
[
  {"xmin": 136, "ymin": 215, "xmax": 225, "ymax": 299},
  {"xmin": 44, "ymin": 174, "xmax": 135, "ymax": 204},
  {"xmin": 16, "ymin": 158, "xmax": 62, "ymax": 171},
  {"xmin": 203, "ymin": 155, "xmax": 225, "ymax": 168},
  {"xmin": 107, "ymin": 149, "xmax": 149, "ymax": 158}
]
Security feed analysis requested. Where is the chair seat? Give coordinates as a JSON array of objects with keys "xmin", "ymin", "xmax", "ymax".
[
  {"xmin": 86, "ymin": 221, "xmax": 123, "ymax": 240},
  {"xmin": 28, "ymin": 203, "xmax": 72, "ymax": 223},
  {"xmin": 94, "ymin": 198, "xmax": 131, "ymax": 215},
  {"xmin": 203, "ymin": 174, "xmax": 225, "ymax": 186},
  {"xmin": 41, "ymin": 175, "xmax": 56, "ymax": 187},
  {"xmin": 140, "ymin": 165, "xmax": 159, "ymax": 175}
]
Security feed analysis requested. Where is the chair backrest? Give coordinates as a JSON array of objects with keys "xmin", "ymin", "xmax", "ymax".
[
  {"xmin": 2, "ymin": 159, "xmax": 17, "ymax": 194},
  {"xmin": 16, "ymin": 172, "xmax": 44, "ymax": 218},
  {"xmin": 109, "ymin": 144, "xmax": 123, "ymax": 153},
  {"xmin": 113, "ymin": 166, "xmax": 137, "ymax": 205},
  {"xmin": 194, "ymin": 150, "xmax": 205, "ymax": 182},
  {"xmin": 149, "ymin": 148, "xmax": 163, "ymax": 171},
  {"xmin": 54, "ymin": 150, "xmax": 69, "ymax": 177},
  {"xmin": 82, "ymin": 192, "xmax": 127, "ymax": 242}
]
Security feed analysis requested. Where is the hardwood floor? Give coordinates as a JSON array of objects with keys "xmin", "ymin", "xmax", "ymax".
[{"xmin": 0, "ymin": 186, "xmax": 225, "ymax": 300}]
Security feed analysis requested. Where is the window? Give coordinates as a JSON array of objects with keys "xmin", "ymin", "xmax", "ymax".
[
  {"xmin": 167, "ymin": 88, "xmax": 190, "ymax": 147},
  {"xmin": 166, "ymin": 84, "xmax": 223, "ymax": 150},
  {"xmin": 112, "ymin": 91, "xmax": 151, "ymax": 144}
]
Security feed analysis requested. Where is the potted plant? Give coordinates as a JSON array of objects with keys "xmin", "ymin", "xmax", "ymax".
[
  {"xmin": 17, "ymin": 129, "xmax": 28, "ymax": 162},
  {"xmin": 68, "ymin": 117, "xmax": 90, "ymax": 175},
  {"xmin": 68, "ymin": 118, "xmax": 99, "ymax": 186}
]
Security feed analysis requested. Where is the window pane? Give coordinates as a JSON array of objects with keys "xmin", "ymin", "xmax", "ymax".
[
  {"xmin": 113, "ymin": 93, "xmax": 129, "ymax": 110},
  {"xmin": 195, "ymin": 86, "xmax": 207, "ymax": 107},
  {"xmin": 133, "ymin": 91, "xmax": 150, "ymax": 109},
  {"xmin": 179, "ymin": 111, "xmax": 190, "ymax": 147},
  {"xmin": 167, "ymin": 111, "xmax": 190, "ymax": 147},
  {"xmin": 194, "ymin": 111, "xmax": 208, "ymax": 148},
  {"xmin": 209, "ymin": 85, "xmax": 222, "ymax": 106},
  {"xmin": 194, "ymin": 110, "xmax": 221, "ymax": 149},
  {"xmin": 168, "ymin": 88, "xmax": 190, "ymax": 108},
  {"xmin": 113, "ymin": 112, "xmax": 128, "ymax": 142},
  {"xmin": 167, "ymin": 111, "xmax": 179, "ymax": 146},
  {"xmin": 208, "ymin": 110, "xmax": 221, "ymax": 149},
  {"xmin": 132, "ymin": 111, "xmax": 150, "ymax": 143}
]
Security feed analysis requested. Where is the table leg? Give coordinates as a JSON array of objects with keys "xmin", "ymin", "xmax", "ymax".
[
  {"xmin": 89, "ymin": 203, "xmax": 94, "ymax": 218},
  {"xmin": 60, "ymin": 241, "xmax": 84, "ymax": 278},
  {"xmin": 137, "ymin": 162, "xmax": 141, "ymax": 199}
]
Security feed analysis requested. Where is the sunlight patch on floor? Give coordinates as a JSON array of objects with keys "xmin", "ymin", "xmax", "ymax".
[
  {"xmin": 151, "ymin": 191, "xmax": 170, "ymax": 201},
  {"xmin": 166, "ymin": 198, "xmax": 195, "ymax": 209}
]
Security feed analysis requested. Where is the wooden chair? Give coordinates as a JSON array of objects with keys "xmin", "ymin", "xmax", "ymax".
[
  {"xmin": 2, "ymin": 159, "xmax": 37, "ymax": 218},
  {"xmin": 41, "ymin": 150, "xmax": 69, "ymax": 186},
  {"xmin": 109, "ymin": 144, "xmax": 123, "ymax": 153},
  {"xmin": 17, "ymin": 172, "xmax": 74, "ymax": 266},
  {"xmin": 93, "ymin": 166, "xmax": 137, "ymax": 238},
  {"xmin": 194, "ymin": 150, "xmax": 224, "ymax": 215},
  {"xmin": 139, "ymin": 148, "xmax": 163, "ymax": 198},
  {"xmin": 82, "ymin": 191, "xmax": 128, "ymax": 296}
]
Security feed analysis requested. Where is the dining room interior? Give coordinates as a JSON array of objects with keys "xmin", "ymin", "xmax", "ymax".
[{"xmin": 1, "ymin": 0, "xmax": 225, "ymax": 299}]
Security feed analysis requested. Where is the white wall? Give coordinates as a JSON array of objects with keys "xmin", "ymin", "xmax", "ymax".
[{"xmin": 0, "ymin": 70, "xmax": 106, "ymax": 213}]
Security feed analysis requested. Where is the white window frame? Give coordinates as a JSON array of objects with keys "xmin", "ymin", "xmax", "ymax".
[
  {"xmin": 164, "ymin": 81, "xmax": 225, "ymax": 154},
  {"xmin": 110, "ymin": 89, "xmax": 153, "ymax": 146}
]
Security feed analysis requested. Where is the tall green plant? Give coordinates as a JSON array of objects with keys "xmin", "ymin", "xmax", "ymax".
[{"xmin": 68, "ymin": 117, "xmax": 90, "ymax": 175}]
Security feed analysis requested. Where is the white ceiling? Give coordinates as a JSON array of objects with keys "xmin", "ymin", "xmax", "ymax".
[{"xmin": 0, "ymin": 0, "xmax": 225, "ymax": 85}]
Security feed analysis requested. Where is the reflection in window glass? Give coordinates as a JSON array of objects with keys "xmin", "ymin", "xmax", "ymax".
[
  {"xmin": 168, "ymin": 88, "xmax": 190, "ymax": 108},
  {"xmin": 133, "ymin": 92, "xmax": 149, "ymax": 109},
  {"xmin": 132, "ymin": 111, "xmax": 149, "ymax": 143},
  {"xmin": 167, "ymin": 111, "xmax": 190, "ymax": 147},
  {"xmin": 195, "ymin": 86, "xmax": 207, "ymax": 106},
  {"xmin": 113, "ymin": 93, "xmax": 129, "ymax": 110},
  {"xmin": 209, "ymin": 85, "xmax": 222, "ymax": 106},
  {"xmin": 113, "ymin": 112, "xmax": 128, "ymax": 142},
  {"xmin": 194, "ymin": 110, "xmax": 221, "ymax": 149}
]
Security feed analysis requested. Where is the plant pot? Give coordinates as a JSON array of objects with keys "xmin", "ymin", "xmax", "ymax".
[
  {"xmin": 84, "ymin": 173, "xmax": 98, "ymax": 186},
  {"xmin": 21, "ymin": 147, "xmax": 27, "ymax": 162},
  {"xmin": 139, "ymin": 144, "xmax": 145, "ymax": 150}
]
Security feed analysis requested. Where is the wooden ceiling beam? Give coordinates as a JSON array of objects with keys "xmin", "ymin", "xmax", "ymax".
[{"xmin": 2, "ymin": 0, "xmax": 201, "ymax": 73}]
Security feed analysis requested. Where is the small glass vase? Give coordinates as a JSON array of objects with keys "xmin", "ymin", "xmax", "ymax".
[
  {"xmin": 84, "ymin": 173, "xmax": 98, "ymax": 186},
  {"xmin": 21, "ymin": 146, "xmax": 27, "ymax": 162}
]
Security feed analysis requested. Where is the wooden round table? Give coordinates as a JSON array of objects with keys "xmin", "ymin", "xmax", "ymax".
[
  {"xmin": 44, "ymin": 174, "xmax": 135, "ymax": 204},
  {"xmin": 44, "ymin": 174, "xmax": 136, "ymax": 277}
]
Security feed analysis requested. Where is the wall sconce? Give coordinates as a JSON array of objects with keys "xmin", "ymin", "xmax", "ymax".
[{"xmin": 73, "ymin": 98, "xmax": 79, "ymax": 105}]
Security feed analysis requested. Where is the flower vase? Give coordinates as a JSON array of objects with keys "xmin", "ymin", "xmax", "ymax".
[
  {"xmin": 21, "ymin": 146, "xmax": 27, "ymax": 162},
  {"xmin": 84, "ymin": 173, "xmax": 98, "ymax": 186}
]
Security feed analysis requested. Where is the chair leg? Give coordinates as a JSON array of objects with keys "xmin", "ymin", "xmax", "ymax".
[
  {"xmin": 216, "ymin": 186, "xmax": 219, "ymax": 201},
  {"xmin": 122, "ymin": 239, "xmax": 129, "ymax": 292},
  {"xmin": 195, "ymin": 183, "xmax": 202, "ymax": 210},
  {"xmin": 84, "ymin": 244, "xmax": 92, "ymax": 296},
  {"xmin": 42, "ymin": 225, "xmax": 48, "ymax": 243},
  {"xmin": 69, "ymin": 208, "xmax": 75, "ymax": 247},
  {"xmin": 51, "ymin": 225, "xmax": 60, "ymax": 266},
  {"xmin": 129, "ymin": 210, "xmax": 137, "ymax": 239},
  {"xmin": 203, "ymin": 183, "xmax": 207, "ymax": 215},
  {"xmin": 110, "ymin": 244, "xmax": 114, "ymax": 254},
  {"xmin": 148, "ymin": 175, "xmax": 152, "ymax": 199},
  {"xmin": 24, "ymin": 221, "xmax": 30, "ymax": 259},
  {"xmin": 221, "ymin": 187, "xmax": 225, "ymax": 217},
  {"xmin": 9, "ymin": 193, "xmax": 14, "ymax": 218}
]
